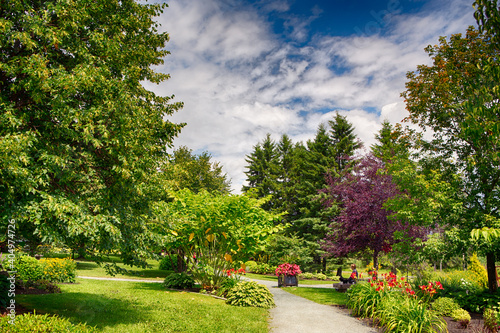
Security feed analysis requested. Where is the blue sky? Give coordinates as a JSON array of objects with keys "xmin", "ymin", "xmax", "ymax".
[{"xmin": 144, "ymin": 0, "xmax": 477, "ymax": 192}]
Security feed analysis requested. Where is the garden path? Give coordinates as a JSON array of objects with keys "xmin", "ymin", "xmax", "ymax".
[
  {"xmin": 78, "ymin": 276, "xmax": 377, "ymax": 332},
  {"xmin": 248, "ymin": 278, "xmax": 378, "ymax": 333}
]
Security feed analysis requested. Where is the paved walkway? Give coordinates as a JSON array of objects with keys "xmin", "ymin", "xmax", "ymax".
[
  {"xmin": 78, "ymin": 276, "xmax": 376, "ymax": 333},
  {"xmin": 248, "ymin": 278, "xmax": 377, "ymax": 333}
]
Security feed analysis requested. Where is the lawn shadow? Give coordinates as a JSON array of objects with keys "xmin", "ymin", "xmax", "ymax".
[{"xmin": 18, "ymin": 291, "xmax": 154, "ymax": 330}]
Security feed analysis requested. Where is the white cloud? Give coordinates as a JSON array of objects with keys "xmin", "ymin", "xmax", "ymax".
[{"xmin": 151, "ymin": 0, "xmax": 476, "ymax": 193}]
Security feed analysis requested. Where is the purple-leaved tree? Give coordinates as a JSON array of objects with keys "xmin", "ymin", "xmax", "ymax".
[{"xmin": 321, "ymin": 154, "xmax": 423, "ymax": 270}]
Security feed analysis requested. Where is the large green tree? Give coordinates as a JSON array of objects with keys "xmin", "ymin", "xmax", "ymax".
[
  {"xmin": 0, "ymin": 0, "xmax": 183, "ymax": 268},
  {"xmin": 402, "ymin": 26, "xmax": 499, "ymax": 292},
  {"xmin": 166, "ymin": 146, "xmax": 231, "ymax": 194}
]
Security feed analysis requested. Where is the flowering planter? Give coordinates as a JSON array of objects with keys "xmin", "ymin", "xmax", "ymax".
[{"xmin": 278, "ymin": 275, "xmax": 298, "ymax": 287}]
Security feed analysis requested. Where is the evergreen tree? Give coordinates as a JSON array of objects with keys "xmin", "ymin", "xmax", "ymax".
[
  {"xmin": 371, "ymin": 120, "xmax": 409, "ymax": 162},
  {"xmin": 242, "ymin": 134, "xmax": 280, "ymax": 211},
  {"xmin": 329, "ymin": 113, "xmax": 363, "ymax": 173}
]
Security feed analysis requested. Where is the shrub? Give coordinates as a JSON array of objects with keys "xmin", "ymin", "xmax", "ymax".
[
  {"xmin": 484, "ymin": 308, "xmax": 499, "ymax": 333},
  {"xmin": 31, "ymin": 280, "xmax": 62, "ymax": 293},
  {"xmin": 314, "ymin": 273, "xmax": 327, "ymax": 280},
  {"xmin": 163, "ymin": 273, "xmax": 195, "ymax": 290},
  {"xmin": 430, "ymin": 297, "xmax": 461, "ymax": 316},
  {"xmin": 226, "ymin": 281, "xmax": 275, "ymax": 309},
  {"xmin": 251, "ymin": 263, "xmax": 274, "ymax": 275},
  {"xmin": 14, "ymin": 255, "xmax": 44, "ymax": 283},
  {"xmin": 468, "ymin": 253, "xmax": 488, "ymax": 288},
  {"xmin": 215, "ymin": 276, "xmax": 239, "ymax": 298},
  {"xmin": 299, "ymin": 272, "xmax": 315, "ymax": 279},
  {"xmin": 244, "ymin": 260, "xmax": 257, "ymax": 272},
  {"xmin": 376, "ymin": 292, "xmax": 447, "ymax": 333},
  {"xmin": 40, "ymin": 258, "xmax": 76, "ymax": 283},
  {"xmin": 450, "ymin": 308, "xmax": 471, "ymax": 328},
  {"xmin": 346, "ymin": 282, "xmax": 384, "ymax": 318},
  {"xmin": 0, "ymin": 313, "xmax": 97, "ymax": 332},
  {"xmin": 159, "ymin": 255, "xmax": 177, "ymax": 271}
]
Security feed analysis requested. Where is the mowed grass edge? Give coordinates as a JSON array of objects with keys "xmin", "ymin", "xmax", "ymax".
[{"xmin": 17, "ymin": 278, "xmax": 269, "ymax": 333}]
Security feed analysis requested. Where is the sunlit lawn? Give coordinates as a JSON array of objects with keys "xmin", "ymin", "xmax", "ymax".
[
  {"xmin": 75, "ymin": 260, "xmax": 170, "ymax": 281},
  {"xmin": 18, "ymin": 279, "xmax": 269, "ymax": 333},
  {"xmin": 282, "ymin": 287, "xmax": 348, "ymax": 306}
]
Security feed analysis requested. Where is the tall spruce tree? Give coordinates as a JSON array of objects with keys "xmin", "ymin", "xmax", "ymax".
[
  {"xmin": 242, "ymin": 134, "xmax": 280, "ymax": 211},
  {"xmin": 329, "ymin": 113, "xmax": 363, "ymax": 173}
]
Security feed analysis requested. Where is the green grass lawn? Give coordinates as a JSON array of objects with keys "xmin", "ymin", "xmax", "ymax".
[
  {"xmin": 75, "ymin": 260, "xmax": 169, "ymax": 281},
  {"xmin": 18, "ymin": 278, "xmax": 268, "ymax": 333},
  {"xmin": 282, "ymin": 287, "xmax": 348, "ymax": 306}
]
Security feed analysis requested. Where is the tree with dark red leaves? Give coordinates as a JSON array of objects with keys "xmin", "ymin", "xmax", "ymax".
[{"xmin": 321, "ymin": 154, "xmax": 423, "ymax": 270}]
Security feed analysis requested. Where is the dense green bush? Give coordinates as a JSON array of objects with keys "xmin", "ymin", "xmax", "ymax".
[
  {"xmin": 163, "ymin": 273, "xmax": 195, "ymax": 290},
  {"xmin": 159, "ymin": 255, "xmax": 177, "ymax": 271},
  {"xmin": 0, "ymin": 313, "xmax": 97, "ymax": 332},
  {"xmin": 450, "ymin": 308, "xmax": 471, "ymax": 327},
  {"xmin": 14, "ymin": 255, "xmax": 44, "ymax": 283},
  {"xmin": 299, "ymin": 272, "xmax": 315, "ymax": 279},
  {"xmin": 215, "ymin": 276, "xmax": 239, "ymax": 298},
  {"xmin": 346, "ymin": 282, "xmax": 384, "ymax": 318},
  {"xmin": 246, "ymin": 262, "xmax": 275, "ymax": 275},
  {"xmin": 375, "ymin": 293, "xmax": 447, "ymax": 333},
  {"xmin": 468, "ymin": 254, "xmax": 488, "ymax": 289},
  {"xmin": 430, "ymin": 297, "xmax": 461, "ymax": 316},
  {"xmin": 40, "ymin": 258, "xmax": 76, "ymax": 283},
  {"xmin": 449, "ymin": 289, "xmax": 500, "ymax": 313},
  {"xmin": 483, "ymin": 308, "xmax": 499, "ymax": 333},
  {"xmin": 226, "ymin": 281, "xmax": 275, "ymax": 309}
]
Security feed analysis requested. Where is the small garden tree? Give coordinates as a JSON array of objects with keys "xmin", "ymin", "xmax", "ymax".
[
  {"xmin": 154, "ymin": 189, "xmax": 281, "ymax": 289},
  {"xmin": 322, "ymin": 154, "xmax": 424, "ymax": 270}
]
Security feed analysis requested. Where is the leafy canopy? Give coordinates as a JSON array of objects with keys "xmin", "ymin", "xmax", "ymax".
[{"xmin": 0, "ymin": 0, "xmax": 183, "ymax": 268}]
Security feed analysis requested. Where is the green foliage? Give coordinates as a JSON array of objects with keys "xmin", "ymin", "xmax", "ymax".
[
  {"xmin": 40, "ymin": 258, "xmax": 76, "ymax": 283},
  {"xmin": 300, "ymin": 272, "xmax": 315, "ymax": 279},
  {"xmin": 375, "ymin": 292, "xmax": 447, "ymax": 333},
  {"xmin": 346, "ymin": 282, "xmax": 384, "ymax": 318},
  {"xmin": 430, "ymin": 297, "xmax": 461, "ymax": 316},
  {"xmin": 14, "ymin": 255, "xmax": 44, "ymax": 283},
  {"xmin": 247, "ymin": 262, "xmax": 275, "ymax": 275},
  {"xmin": 450, "ymin": 308, "xmax": 471, "ymax": 323},
  {"xmin": 0, "ymin": 0, "xmax": 184, "ymax": 270},
  {"xmin": 226, "ymin": 281, "xmax": 275, "ymax": 309},
  {"xmin": 0, "ymin": 313, "xmax": 97, "ymax": 332},
  {"xmin": 215, "ymin": 276, "xmax": 240, "ymax": 298},
  {"xmin": 158, "ymin": 189, "xmax": 281, "ymax": 289},
  {"xmin": 166, "ymin": 146, "xmax": 231, "ymax": 194},
  {"xmin": 158, "ymin": 255, "xmax": 177, "ymax": 271},
  {"xmin": 469, "ymin": 253, "xmax": 489, "ymax": 288},
  {"xmin": 484, "ymin": 308, "xmax": 500, "ymax": 333},
  {"xmin": 163, "ymin": 273, "xmax": 195, "ymax": 290}
]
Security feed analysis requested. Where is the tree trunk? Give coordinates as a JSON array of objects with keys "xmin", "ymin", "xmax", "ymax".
[
  {"xmin": 322, "ymin": 257, "xmax": 327, "ymax": 273},
  {"xmin": 486, "ymin": 251, "xmax": 498, "ymax": 293}
]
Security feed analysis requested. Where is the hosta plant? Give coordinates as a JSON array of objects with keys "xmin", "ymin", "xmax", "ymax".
[{"xmin": 226, "ymin": 281, "xmax": 275, "ymax": 308}]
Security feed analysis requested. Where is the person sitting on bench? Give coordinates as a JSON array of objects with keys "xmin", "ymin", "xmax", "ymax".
[{"xmin": 339, "ymin": 264, "xmax": 358, "ymax": 284}]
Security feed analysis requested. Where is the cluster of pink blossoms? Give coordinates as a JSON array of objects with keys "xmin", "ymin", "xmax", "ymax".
[{"xmin": 275, "ymin": 263, "xmax": 302, "ymax": 277}]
